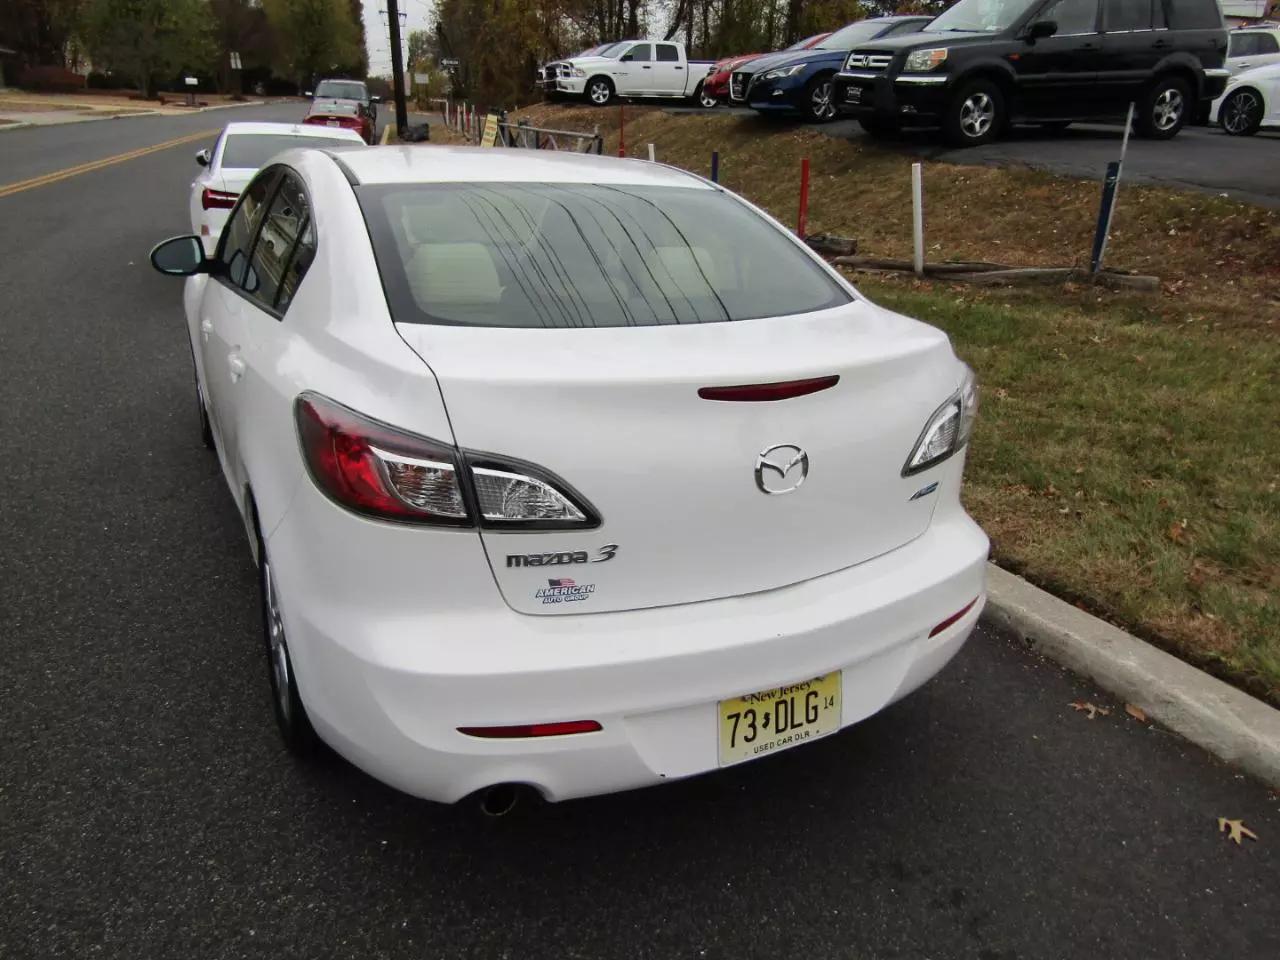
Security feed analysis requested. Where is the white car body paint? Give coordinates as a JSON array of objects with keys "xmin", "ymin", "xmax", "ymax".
[
  {"xmin": 1210, "ymin": 60, "xmax": 1280, "ymax": 128},
  {"xmin": 182, "ymin": 145, "xmax": 988, "ymax": 804},
  {"xmin": 187, "ymin": 121, "xmax": 365, "ymax": 254}
]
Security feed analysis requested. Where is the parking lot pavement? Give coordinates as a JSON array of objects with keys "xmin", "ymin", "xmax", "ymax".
[
  {"xmin": 1, "ymin": 110, "xmax": 1278, "ymax": 960},
  {"xmin": 663, "ymin": 104, "xmax": 1280, "ymax": 208}
]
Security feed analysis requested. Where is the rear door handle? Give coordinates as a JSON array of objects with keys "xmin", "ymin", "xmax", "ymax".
[
  {"xmin": 200, "ymin": 317, "xmax": 213, "ymax": 342},
  {"xmin": 675, "ymin": 66, "xmax": 684, "ymax": 70},
  {"xmin": 228, "ymin": 352, "xmax": 246, "ymax": 382},
  {"xmin": 642, "ymin": 65, "xmax": 651, "ymax": 69}
]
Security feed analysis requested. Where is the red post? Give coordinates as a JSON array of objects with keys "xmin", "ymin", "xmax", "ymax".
[
  {"xmin": 797, "ymin": 157, "xmax": 810, "ymax": 239},
  {"xmin": 618, "ymin": 102, "xmax": 626, "ymax": 157}
]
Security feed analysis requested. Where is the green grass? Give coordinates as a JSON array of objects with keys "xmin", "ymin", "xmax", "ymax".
[{"xmin": 857, "ymin": 277, "xmax": 1280, "ymax": 703}]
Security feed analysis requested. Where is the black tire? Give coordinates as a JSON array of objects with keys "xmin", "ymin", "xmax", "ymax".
[
  {"xmin": 1218, "ymin": 87, "xmax": 1263, "ymax": 136},
  {"xmin": 258, "ymin": 536, "xmax": 321, "ymax": 757},
  {"xmin": 858, "ymin": 116, "xmax": 900, "ymax": 139},
  {"xmin": 1135, "ymin": 75, "xmax": 1191, "ymax": 139},
  {"xmin": 585, "ymin": 76, "xmax": 613, "ymax": 107},
  {"xmin": 692, "ymin": 82, "xmax": 718, "ymax": 109},
  {"xmin": 803, "ymin": 73, "xmax": 837, "ymax": 123},
  {"xmin": 942, "ymin": 78, "xmax": 1005, "ymax": 147}
]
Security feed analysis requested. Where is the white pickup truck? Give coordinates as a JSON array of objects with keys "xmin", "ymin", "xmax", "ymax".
[{"xmin": 550, "ymin": 40, "xmax": 717, "ymax": 107}]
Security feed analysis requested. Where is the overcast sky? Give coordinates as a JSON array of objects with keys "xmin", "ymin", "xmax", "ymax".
[{"xmin": 362, "ymin": 0, "xmax": 433, "ymax": 77}]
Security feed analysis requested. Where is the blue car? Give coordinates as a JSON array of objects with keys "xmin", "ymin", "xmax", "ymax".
[{"xmin": 732, "ymin": 17, "xmax": 932, "ymax": 122}]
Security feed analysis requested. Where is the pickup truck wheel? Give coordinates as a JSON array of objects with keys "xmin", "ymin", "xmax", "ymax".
[
  {"xmin": 586, "ymin": 77, "xmax": 614, "ymax": 106},
  {"xmin": 694, "ymin": 83, "xmax": 718, "ymax": 109},
  {"xmin": 804, "ymin": 74, "xmax": 838, "ymax": 123},
  {"xmin": 1136, "ymin": 75, "xmax": 1190, "ymax": 139},
  {"xmin": 943, "ymin": 79, "xmax": 1004, "ymax": 147},
  {"xmin": 1219, "ymin": 88, "xmax": 1263, "ymax": 136}
]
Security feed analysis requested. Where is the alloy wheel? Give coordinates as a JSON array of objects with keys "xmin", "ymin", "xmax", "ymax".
[
  {"xmin": 959, "ymin": 92, "xmax": 995, "ymax": 139},
  {"xmin": 1153, "ymin": 88, "xmax": 1183, "ymax": 131},
  {"xmin": 699, "ymin": 88, "xmax": 718, "ymax": 109},
  {"xmin": 1222, "ymin": 90, "xmax": 1260, "ymax": 135},
  {"xmin": 263, "ymin": 558, "xmax": 292, "ymax": 724},
  {"xmin": 811, "ymin": 80, "xmax": 835, "ymax": 120},
  {"xmin": 589, "ymin": 81, "xmax": 610, "ymax": 105}
]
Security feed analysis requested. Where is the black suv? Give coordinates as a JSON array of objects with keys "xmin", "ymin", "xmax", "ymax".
[{"xmin": 833, "ymin": 0, "xmax": 1228, "ymax": 145}]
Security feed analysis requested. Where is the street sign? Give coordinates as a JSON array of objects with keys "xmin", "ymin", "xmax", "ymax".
[
  {"xmin": 183, "ymin": 76, "xmax": 198, "ymax": 86},
  {"xmin": 481, "ymin": 113, "xmax": 500, "ymax": 148},
  {"xmin": 441, "ymin": 58, "xmax": 459, "ymax": 67},
  {"xmin": 229, "ymin": 52, "xmax": 242, "ymax": 71},
  {"xmin": 414, "ymin": 73, "xmax": 429, "ymax": 84}
]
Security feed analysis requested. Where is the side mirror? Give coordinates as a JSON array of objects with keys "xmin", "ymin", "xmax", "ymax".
[
  {"xmin": 621, "ymin": 53, "xmax": 634, "ymax": 62},
  {"xmin": 1026, "ymin": 19, "xmax": 1058, "ymax": 41},
  {"xmin": 150, "ymin": 236, "xmax": 209, "ymax": 276},
  {"xmin": 195, "ymin": 148, "xmax": 211, "ymax": 166}
]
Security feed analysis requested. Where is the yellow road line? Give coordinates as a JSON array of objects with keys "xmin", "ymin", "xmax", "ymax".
[{"xmin": 0, "ymin": 129, "xmax": 217, "ymax": 199}]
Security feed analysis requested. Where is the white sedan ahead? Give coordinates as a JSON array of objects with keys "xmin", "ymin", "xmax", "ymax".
[
  {"xmin": 189, "ymin": 122, "xmax": 366, "ymax": 252},
  {"xmin": 150, "ymin": 146, "xmax": 988, "ymax": 808},
  {"xmin": 1211, "ymin": 61, "xmax": 1280, "ymax": 136}
]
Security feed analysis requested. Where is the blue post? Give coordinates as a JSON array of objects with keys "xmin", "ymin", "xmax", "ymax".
[{"xmin": 711, "ymin": 151, "xmax": 719, "ymax": 184}]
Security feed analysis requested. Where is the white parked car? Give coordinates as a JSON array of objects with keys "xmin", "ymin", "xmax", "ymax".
[
  {"xmin": 1225, "ymin": 26, "xmax": 1280, "ymax": 77},
  {"xmin": 189, "ymin": 122, "xmax": 366, "ymax": 253},
  {"xmin": 1212, "ymin": 61, "xmax": 1280, "ymax": 135},
  {"xmin": 149, "ymin": 147, "xmax": 988, "ymax": 809}
]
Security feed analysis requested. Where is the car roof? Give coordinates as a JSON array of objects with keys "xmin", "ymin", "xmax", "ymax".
[
  {"xmin": 326, "ymin": 145, "xmax": 716, "ymax": 189},
  {"xmin": 220, "ymin": 121, "xmax": 361, "ymax": 138}
]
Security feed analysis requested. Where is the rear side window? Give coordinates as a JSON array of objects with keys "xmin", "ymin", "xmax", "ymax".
[
  {"xmin": 1163, "ymin": 0, "xmax": 1222, "ymax": 29},
  {"xmin": 1105, "ymin": 0, "xmax": 1153, "ymax": 30},
  {"xmin": 358, "ymin": 182, "xmax": 851, "ymax": 329},
  {"xmin": 1262, "ymin": 33, "xmax": 1280, "ymax": 54},
  {"xmin": 656, "ymin": 44, "xmax": 680, "ymax": 62}
]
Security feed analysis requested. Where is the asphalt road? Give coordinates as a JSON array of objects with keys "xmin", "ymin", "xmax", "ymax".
[
  {"xmin": 1, "ymin": 104, "xmax": 1278, "ymax": 959},
  {"xmin": 666, "ymin": 103, "xmax": 1280, "ymax": 208}
]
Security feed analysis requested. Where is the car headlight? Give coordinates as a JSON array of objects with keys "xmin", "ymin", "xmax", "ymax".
[
  {"xmin": 762, "ymin": 64, "xmax": 807, "ymax": 81},
  {"xmin": 904, "ymin": 48, "xmax": 948, "ymax": 72},
  {"xmin": 902, "ymin": 365, "xmax": 977, "ymax": 476},
  {"xmin": 572, "ymin": 67, "xmax": 586, "ymax": 78}
]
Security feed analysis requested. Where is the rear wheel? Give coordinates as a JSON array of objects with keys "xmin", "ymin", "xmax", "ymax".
[
  {"xmin": 943, "ymin": 79, "xmax": 1004, "ymax": 146},
  {"xmin": 259, "ymin": 539, "xmax": 321, "ymax": 756},
  {"xmin": 1219, "ymin": 88, "xmax": 1263, "ymax": 136},
  {"xmin": 694, "ymin": 83, "xmax": 718, "ymax": 109},
  {"xmin": 803, "ymin": 74, "xmax": 837, "ymax": 123},
  {"xmin": 586, "ymin": 76, "xmax": 613, "ymax": 106},
  {"xmin": 858, "ymin": 116, "xmax": 900, "ymax": 139},
  {"xmin": 1136, "ymin": 75, "xmax": 1190, "ymax": 139}
]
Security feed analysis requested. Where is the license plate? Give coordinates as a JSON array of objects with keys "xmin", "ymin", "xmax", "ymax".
[
  {"xmin": 718, "ymin": 672, "xmax": 842, "ymax": 766},
  {"xmin": 845, "ymin": 87, "xmax": 863, "ymax": 103},
  {"xmin": 326, "ymin": 120, "xmax": 339, "ymax": 126}
]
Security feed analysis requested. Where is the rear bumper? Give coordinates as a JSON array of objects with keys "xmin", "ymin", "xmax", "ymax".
[
  {"xmin": 268, "ymin": 477, "xmax": 989, "ymax": 804},
  {"xmin": 833, "ymin": 71, "xmax": 950, "ymax": 123}
]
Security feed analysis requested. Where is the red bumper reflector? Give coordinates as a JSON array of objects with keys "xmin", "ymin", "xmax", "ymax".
[
  {"xmin": 698, "ymin": 375, "xmax": 839, "ymax": 402},
  {"xmin": 458, "ymin": 720, "xmax": 602, "ymax": 739},
  {"xmin": 929, "ymin": 597, "xmax": 979, "ymax": 638}
]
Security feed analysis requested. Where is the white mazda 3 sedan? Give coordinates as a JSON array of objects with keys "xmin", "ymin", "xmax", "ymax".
[
  {"xmin": 189, "ymin": 122, "xmax": 366, "ymax": 253},
  {"xmin": 150, "ymin": 145, "xmax": 988, "ymax": 806}
]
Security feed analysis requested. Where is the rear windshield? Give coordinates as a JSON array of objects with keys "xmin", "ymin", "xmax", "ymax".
[
  {"xmin": 221, "ymin": 134, "xmax": 355, "ymax": 168},
  {"xmin": 357, "ymin": 182, "xmax": 850, "ymax": 328},
  {"xmin": 315, "ymin": 80, "xmax": 367, "ymax": 100}
]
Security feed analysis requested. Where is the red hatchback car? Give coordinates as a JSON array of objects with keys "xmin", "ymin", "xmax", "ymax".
[
  {"xmin": 703, "ymin": 32, "xmax": 833, "ymax": 102},
  {"xmin": 304, "ymin": 100, "xmax": 375, "ymax": 144}
]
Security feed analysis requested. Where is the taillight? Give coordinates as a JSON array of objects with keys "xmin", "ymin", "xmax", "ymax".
[
  {"xmin": 201, "ymin": 187, "xmax": 238, "ymax": 210},
  {"xmin": 294, "ymin": 393, "xmax": 599, "ymax": 528},
  {"xmin": 902, "ymin": 364, "xmax": 978, "ymax": 476}
]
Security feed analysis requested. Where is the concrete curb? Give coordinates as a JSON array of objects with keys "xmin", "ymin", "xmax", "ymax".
[
  {"xmin": 983, "ymin": 562, "xmax": 1280, "ymax": 787},
  {"xmin": 0, "ymin": 98, "xmax": 272, "ymax": 132}
]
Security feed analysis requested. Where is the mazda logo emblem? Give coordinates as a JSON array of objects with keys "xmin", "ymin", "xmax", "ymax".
[{"xmin": 755, "ymin": 443, "xmax": 809, "ymax": 495}]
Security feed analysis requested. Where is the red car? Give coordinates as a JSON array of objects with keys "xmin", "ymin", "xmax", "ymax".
[
  {"xmin": 304, "ymin": 99, "xmax": 375, "ymax": 144},
  {"xmin": 703, "ymin": 32, "xmax": 833, "ymax": 103}
]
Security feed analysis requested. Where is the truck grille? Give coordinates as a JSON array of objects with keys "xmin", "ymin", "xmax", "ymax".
[
  {"xmin": 729, "ymin": 71, "xmax": 750, "ymax": 102},
  {"xmin": 845, "ymin": 51, "xmax": 893, "ymax": 72}
]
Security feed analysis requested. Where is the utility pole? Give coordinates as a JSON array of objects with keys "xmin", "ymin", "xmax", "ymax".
[{"xmin": 386, "ymin": 0, "xmax": 409, "ymax": 137}]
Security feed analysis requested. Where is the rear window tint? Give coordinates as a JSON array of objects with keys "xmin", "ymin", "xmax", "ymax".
[
  {"xmin": 1163, "ymin": 0, "xmax": 1222, "ymax": 29},
  {"xmin": 357, "ymin": 182, "xmax": 850, "ymax": 328},
  {"xmin": 222, "ymin": 133, "xmax": 354, "ymax": 168}
]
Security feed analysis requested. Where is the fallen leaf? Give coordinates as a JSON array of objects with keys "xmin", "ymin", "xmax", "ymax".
[
  {"xmin": 1069, "ymin": 701, "xmax": 1111, "ymax": 720},
  {"xmin": 1125, "ymin": 704, "xmax": 1148, "ymax": 723},
  {"xmin": 1168, "ymin": 519, "xmax": 1188, "ymax": 543},
  {"xmin": 1218, "ymin": 818, "xmax": 1259, "ymax": 846}
]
